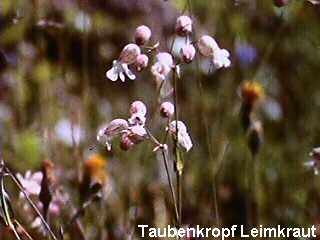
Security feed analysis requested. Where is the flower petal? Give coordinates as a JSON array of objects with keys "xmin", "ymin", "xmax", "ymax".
[{"xmin": 106, "ymin": 67, "xmax": 118, "ymax": 81}]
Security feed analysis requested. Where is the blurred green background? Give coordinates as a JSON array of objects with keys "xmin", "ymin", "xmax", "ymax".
[{"xmin": 0, "ymin": 0, "xmax": 320, "ymax": 239}]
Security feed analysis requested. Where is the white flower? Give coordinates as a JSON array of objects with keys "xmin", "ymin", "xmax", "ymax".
[
  {"xmin": 180, "ymin": 44, "xmax": 196, "ymax": 63},
  {"xmin": 106, "ymin": 60, "xmax": 136, "ymax": 82},
  {"xmin": 156, "ymin": 52, "xmax": 174, "ymax": 66},
  {"xmin": 212, "ymin": 48, "xmax": 231, "ymax": 69},
  {"xmin": 97, "ymin": 119, "xmax": 129, "ymax": 150},
  {"xmin": 151, "ymin": 52, "xmax": 174, "ymax": 81},
  {"xmin": 135, "ymin": 54, "xmax": 149, "ymax": 71},
  {"xmin": 16, "ymin": 171, "xmax": 43, "ymax": 197},
  {"xmin": 160, "ymin": 101, "xmax": 175, "ymax": 118},
  {"xmin": 129, "ymin": 100, "xmax": 147, "ymax": 116},
  {"xmin": 198, "ymin": 35, "xmax": 219, "ymax": 57},
  {"xmin": 134, "ymin": 25, "xmax": 152, "ymax": 45},
  {"xmin": 119, "ymin": 43, "xmax": 141, "ymax": 64},
  {"xmin": 168, "ymin": 120, "xmax": 193, "ymax": 152},
  {"xmin": 106, "ymin": 44, "xmax": 141, "ymax": 82},
  {"xmin": 175, "ymin": 15, "xmax": 193, "ymax": 36}
]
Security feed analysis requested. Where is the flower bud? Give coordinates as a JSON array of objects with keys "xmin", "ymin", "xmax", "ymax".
[
  {"xmin": 180, "ymin": 44, "xmax": 196, "ymax": 64},
  {"xmin": 134, "ymin": 25, "xmax": 152, "ymax": 46},
  {"xmin": 135, "ymin": 54, "xmax": 149, "ymax": 71},
  {"xmin": 160, "ymin": 101, "xmax": 174, "ymax": 118},
  {"xmin": 129, "ymin": 100, "xmax": 147, "ymax": 116},
  {"xmin": 175, "ymin": 15, "xmax": 192, "ymax": 36},
  {"xmin": 273, "ymin": 0, "xmax": 289, "ymax": 7},
  {"xmin": 119, "ymin": 43, "xmax": 141, "ymax": 64},
  {"xmin": 197, "ymin": 35, "xmax": 219, "ymax": 57}
]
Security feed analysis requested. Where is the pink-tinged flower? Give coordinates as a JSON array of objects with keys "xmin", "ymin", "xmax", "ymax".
[
  {"xmin": 305, "ymin": 147, "xmax": 320, "ymax": 175},
  {"xmin": 175, "ymin": 15, "xmax": 192, "ymax": 36},
  {"xmin": 129, "ymin": 100, "xmax": 147, "ymax": 116},
  {"xmin": 180, "ymin": 44, "xmax": 196, "ymax": 64},
  {"xmin": 167, "ymin": 120, "xmax": 193, "ymax": 152},
  {"xmin": 128, "ymin": 113, "xmax": 146, "ymax": 126},
  {"xmin": 16, "ymin": 171, "xmax": 43, "ymax": 197},
  {"xmin": 119, "ymin": 43, "xmax": 141, "ymax": 64},
  {"xmin": 160, "ymin": 101, "xmax": 175, "ymax": 118},
  {"xmin": 135, "ymin": 54, "xmax": 149, "ymax": 71},
  {"xmin": 197, "ymin": 35, "xmax": 219, "ymax": 57},
  {"xmin": 134, "ymin": 25, "xmax": 152, "ymax": 46},
  {"xmin": 106, "ymin": 44, "xmax": 141, "ymax": 82},
  {"xmin": 128, "ymin": 125, "xmax": 147, "ymax": 143},
  {"xmin": 212, "ymin": 48, "xmax": 231, "ymax": 69},
  {"xmin": 156, "ymin": 52, "xmax": 174, "ymax": 66},
  {"xmin": 151, "ymin": 52, "xmax": 174, "ymax": 81},
  {"xmin": 97, "ymin": 119, "xmax": 129, "ymax": 150}
]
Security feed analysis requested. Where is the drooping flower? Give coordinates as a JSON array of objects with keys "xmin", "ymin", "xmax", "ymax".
[
  {"xmin": 305, "ymin": 147, "xmax": 320, "ymax": 175},
  {"xmin": 151, "ymin": 52, "xmax": 174, "ymax": 81},
  {"xmin": 106, "ymin": 44, "xmax": 141, "ymax": 82},
  {"xmin": 175, "ymin": 15, "xmax": 192, "ymax": 36},
  {"xmin": 128, "ymin": 100, "xmax": 147, "ymax": 126},
  {"xmin": 160, "ymin": 101, "xmax": 175, "ymax": 118},
  {"xmin": 212, "ymin": 48, "xmax": 231, "ymax": 69},
  {"xmin": 134, "ymin": 25, "xmax": 152, "ymax": 46},
  {"xmin": 167, "ymin": 120, "xmax": 193, "ymax": 152},
  {"xmin": 129, "ymin": 100, "xmax": 147, "ymax": 116},
  {"xmin": 180, "ymin": 44, "xmax": 196, "ymax": 64},
  {"xmin": 97, "ymin": 118, "xmax": 129, "ymax": 150},
  {"xmin": 197, "ymin": 35, "xmax": 219, "ymax": 57},
  {"xmin": 135, "ymin": 54, "xmax": 149, "ymax": 71}
]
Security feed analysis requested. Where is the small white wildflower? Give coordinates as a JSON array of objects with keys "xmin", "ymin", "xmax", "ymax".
[
  {"xmin": 168, "ymin": 120, "xmax": 193, "ymax": 152},
  {"xmin": 212, "ymin": 48, "xmax": 231, "ymax": 69},
  {"xmin": 134, "ymin": 25, "xmax": 152, "ymax": 45},
  {"xmin": 106, "ymin": 44, "xmax": 141, "ymax": 82},
  {"xmin": 97, "ymin": 119, "xmax": 129, "ymax": 150},
  {"xmin": 175, "ymin": 15, "xmax": 192, "ymax": 36},
  {"xmin": 16, "ymin": 171, "xmax": 43, "ymax": 198},
  {"xmin": 151, "ymin": 52, "xmax": 174, "ymax": 81},
  {"xmin": 198, "ymin": 35, "xmax": 219, "ymax": 57},
  {"xmin": 129, "ymin": 100, "xmax": 147, "ymax": 116},
  {"xmin": 106, "ymin": 60, "xmax": 136, "ymax": 82}
]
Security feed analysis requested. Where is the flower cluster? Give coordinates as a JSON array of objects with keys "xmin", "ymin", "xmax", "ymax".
[
  {"xmin": 97, "ymin": 100, "xmax": 193, "ymax": 152},
  {"xmin": 97, "ymin": 100, "xmax": 148, "ymax": 151},
  {"xmin": 106, "ymin": 15, "xmax": 231, "ymax": 84}
]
